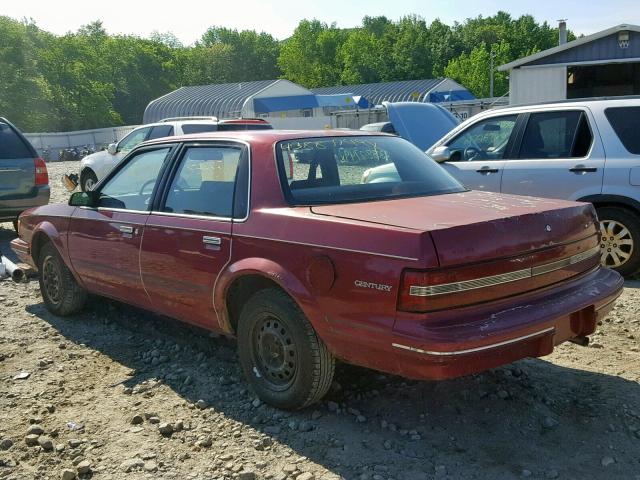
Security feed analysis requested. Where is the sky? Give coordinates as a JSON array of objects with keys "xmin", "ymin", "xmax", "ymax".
[{"xmin": 3, "ymin": 0, "xmax": 640, "ymax": 43}]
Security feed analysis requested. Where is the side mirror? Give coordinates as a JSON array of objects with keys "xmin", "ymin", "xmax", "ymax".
[
  {"xmin": 69, "ymin": 191, "xmax": 95, "ymax": 207},
  {"xmin": 430, "ymin": 146, "xmax": 452, "ymax": 162},
  {"xmin": 107, "ymin": 143, "xmax": 118, "ymax": 155}
]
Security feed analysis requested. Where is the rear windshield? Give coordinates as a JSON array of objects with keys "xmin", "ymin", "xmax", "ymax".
[
  {"xmin": 605, "ymin": 106, "xmax": 640, "ymax": 155},
  {"xmin": 0, "ymin": 122, "xmax": 33, "ymax": 159},
  {"xmin": 218, "ymin": 123, "xmax": 272, "ymax": 131},
  {"xmin": 181, "ymin": 124, "xmax": 218, "ymax": 135},
  {"xmin": 276, "ymin": 136, "xmax": 465, "ymax": 205}
]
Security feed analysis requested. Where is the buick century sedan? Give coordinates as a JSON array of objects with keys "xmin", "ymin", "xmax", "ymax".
[{"xmin": 12, "ymin": 130, "xmax": 623, "ymax": 409}]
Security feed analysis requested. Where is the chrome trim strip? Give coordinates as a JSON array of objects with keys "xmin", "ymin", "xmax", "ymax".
[
  {"xmin": 233, "ymin": 233, "xmax": 419, "ymax": 261},
  {"xmin": 392, "ymin": 327, "xmax": 555, "ymax": 356},
  {"xmin": 144, "ymin": 223, "xmax": 229, "ymax": 235},
  {"xmin": 149, "ymin": 210, "xmax": 233, "ymax": 223},
  {"xmin": 410, "ymin": 246, "xmax": 601, "ymax": 297}
]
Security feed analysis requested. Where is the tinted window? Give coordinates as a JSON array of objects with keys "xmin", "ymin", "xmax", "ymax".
[
  {"xmin": 117, "ymin": 127, "xmax": 150, "ymax": 153},
  {"xmin": 181, "ymin": 124, "xmax": 218, "ymax": 135},
  {"xmin": 0, "ymin": 123, "xmax": 33, "ymax": 159},
  {"xmin": 447, "ymin": 115, "xmax": 517, "ymax": 161},
  {"xmin": 98, "ymin": 148, "xmax": 170, "ymax": 210},
  {"xmin": 518, "ymin": 111, "xmax": 592, "ymax": 159},
  {"xmin": 605, "ymin": 106, "xmax": 640, "ymax": 155},
  {"xmin": 217, "ymin": 123, "xmax": 272, "ymax": 131},
  {"xmin": 163, "ymin": 146, "xmax": 244, "ymax": 218},
  {"xmin": 147, "ymin": 125, "xmax": 174, "ymax": 140},
  {"xmin": 276, "ymin": 136, "xmax": 465, "ymax": 205}
]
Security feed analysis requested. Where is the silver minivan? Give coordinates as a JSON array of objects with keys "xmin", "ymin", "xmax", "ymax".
[{"xmin": 0, "ymin": 118, "xmax": 50, "ymax": 231}]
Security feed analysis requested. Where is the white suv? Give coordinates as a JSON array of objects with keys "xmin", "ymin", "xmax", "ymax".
[{"xmin": 78, "ymin": 117, "xmax": 271, "ymax": 192}]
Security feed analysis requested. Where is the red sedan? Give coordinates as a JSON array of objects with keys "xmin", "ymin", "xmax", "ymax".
[{"xmin": 12, "ymin": 130, "xmax": 623, "ymax": 409}]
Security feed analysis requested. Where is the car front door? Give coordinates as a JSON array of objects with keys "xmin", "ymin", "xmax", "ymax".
[
  {"xmin": 67, "ymin": 146, "xmax": 174, "ymax": 307},
  {"xmin": 500, "ymin": 109, "xmax": 604, "ymax": 200},
  {"xmin": 440, "ymin": 114, "xmax": 518, "ymax": 191},
  {"xmin": 140, "ymin": 142, "xmax": 249, "ymax": 329}
]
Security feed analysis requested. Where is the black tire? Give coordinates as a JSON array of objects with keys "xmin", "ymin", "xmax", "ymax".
[
  {"xmin": 596, "ymin": 206, "xmax": 640, "ymax": 277},
  {"xmin": 237, "ymin": 288, "xmax": 335, "ymax": 410},
  {"xmin": 81, "ymin": 169, "xmax": 98, "ymax": 192},
  {"xmin": 38, "ymin": 242, "xmax": 87, "ymax": 316}
]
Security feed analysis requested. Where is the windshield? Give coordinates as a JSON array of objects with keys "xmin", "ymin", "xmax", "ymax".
[{"xmin": 276, "ymin": 136, "xmax": 465, "ymax": 205}]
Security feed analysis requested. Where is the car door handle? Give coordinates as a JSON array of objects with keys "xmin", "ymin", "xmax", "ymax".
[
  {"xmin": 569, "ymin": 165, "xmax": 597, "ymax": 173},
  {"xmin": 476, "ymin": 167, "xmax": 499, "ymax": 174},
  {"xmin": 202, "ymin": 236, "xmax": 222, "ymax": 246},
  {"xmin": 117, "ymin": 225, "xmax": 134, "ymax": 234}
]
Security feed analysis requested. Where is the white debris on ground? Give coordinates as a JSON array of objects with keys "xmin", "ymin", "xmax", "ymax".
[{"xmin": 0, "ymin": 162, "xmax": 639, "ymax": 480}]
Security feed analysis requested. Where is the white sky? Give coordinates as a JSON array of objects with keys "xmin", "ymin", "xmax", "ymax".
[{"xmin": 3, "ymin": 0, "xmax": 640, "ymax": 43}]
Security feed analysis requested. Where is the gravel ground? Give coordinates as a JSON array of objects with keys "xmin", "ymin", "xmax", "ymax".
[{"xmin": 0, "ymin": 161, "xmax": 639, "ymax": 480}]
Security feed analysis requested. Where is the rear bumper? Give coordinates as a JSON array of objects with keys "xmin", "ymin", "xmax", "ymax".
[
  {"xmin": 0, "ymin": 186, "xmax": 50, "ymax": 221},
  {"xmin": 391, "ymin": 266, "xmax": 623, "ymax": 380},
  {"xmin": 10, "ymin": 237, "xmax": 35, "ymax": 269}
]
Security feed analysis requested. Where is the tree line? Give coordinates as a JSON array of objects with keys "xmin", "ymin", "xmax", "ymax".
[{"xmin": 0, "ymin": 13, "xmax": 570, "ymax": 132}]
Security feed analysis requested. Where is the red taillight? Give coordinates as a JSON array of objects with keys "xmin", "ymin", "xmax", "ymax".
[
  {"xmin": 398, "ymin": 240, "xmax": 601, "ymax": 313},
  {"xmin": 34, "ymin": 157, "xmax": 48, "ymax": 186}
]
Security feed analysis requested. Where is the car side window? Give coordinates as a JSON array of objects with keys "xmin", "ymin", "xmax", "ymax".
[
  {"xmin": 518, "ymin": 111, "xmax": 593, "ymax": 159},
  {"xmin": 117, "ymin": 127, "xmax": 151, "ymax": 153},
  {"xmin": 147, "ymin": 125, "xmax": 174, "ymax": 140},
  {"xmin": 605, "ymin": 106, "xmax": 640, "ymax": 155},
  {"xmin": 446, "ymin": 115, "xmax": 517, "ymax": 161},
  {"xmin": 163, "ymin": 146, "xmax": 244, "ymax": 218},
  {"xmin": 98, "ymin": 148, "xmax": 171, "ymax": 211}
]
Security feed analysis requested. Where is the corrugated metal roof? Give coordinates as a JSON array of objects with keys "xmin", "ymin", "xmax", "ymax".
[
  {"xmin": 311, "ymin": 78, "xmax": 445, "ymax": 105},
  {"xmin": 143, "ymin": 80, "xmax": 278, "ymax": 123},
  {"xmin": 499, "ymin": 24, "xmax": 640, "ymax": 71}
]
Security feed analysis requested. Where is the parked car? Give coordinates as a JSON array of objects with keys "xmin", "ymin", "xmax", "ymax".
[
  {"xmin": 0, "ymin": 117, "xmax": 49, "ymax": 231},
  {"xmin": 76, "ymin": 117, "xmax": 272, "ymax": 192},
  {"xmin": 12, "ymin": 130, "xmax": 623, "ymax": 409},
  {"xmin": 365, "ymin": 98, "xmax": 640, "ymax": 276}
]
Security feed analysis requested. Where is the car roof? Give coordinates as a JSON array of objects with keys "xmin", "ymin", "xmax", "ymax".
[{"xmin": 141, "ymin": 129, "xmax": 390, "ymax": 147}]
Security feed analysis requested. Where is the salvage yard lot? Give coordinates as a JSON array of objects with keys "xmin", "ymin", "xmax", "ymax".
[{"xmin": 1, "ymin": 161, "xmax": 639, "ymax": 480}]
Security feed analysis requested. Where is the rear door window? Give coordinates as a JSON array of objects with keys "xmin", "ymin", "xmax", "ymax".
[
  {"xmin": 147, "ymin": 125, "xmax": 174, "ymax": 140},
  {"xmin": 0, "ymin": 123, "xmax": 33, "ymax": 159},
  {"xmin": 518, "ymin": 111, "xmax": 593, "ymax": 159},
  {"xmin": 605, "ymin": 106, "xmax": 640, "ymax": 155}
]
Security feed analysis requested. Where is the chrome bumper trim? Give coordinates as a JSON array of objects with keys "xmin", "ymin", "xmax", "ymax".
[
  {"xmin": 392, "ymin": 327, "xmax": 556, "ymax": 356},
  {"xmin": 410, "ymin": 246, "xmax": 601, "ymax": 297}
]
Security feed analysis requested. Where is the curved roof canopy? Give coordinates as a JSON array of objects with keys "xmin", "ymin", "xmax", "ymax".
[{"xmin": 144, "ymin": 80, "xmax": 277, "ymax": 123}]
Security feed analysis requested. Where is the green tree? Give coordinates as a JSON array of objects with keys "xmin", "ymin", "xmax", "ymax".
[{"xmin": 444, "ymin": 42, "xmax": 510, "ymax": 98}]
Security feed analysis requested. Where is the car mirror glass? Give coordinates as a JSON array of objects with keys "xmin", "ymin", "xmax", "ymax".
[{"xmin": 69, "ymin": 191, "xmax": 95, "ymax": 207}]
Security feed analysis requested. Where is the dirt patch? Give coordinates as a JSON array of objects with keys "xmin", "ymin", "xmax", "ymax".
[{"xmin": 1, "ymin": 162, "xmax": 639, "ymax": 480}]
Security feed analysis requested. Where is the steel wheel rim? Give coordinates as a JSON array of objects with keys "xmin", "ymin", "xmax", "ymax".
[
  {"xmin": 42, "ymin": 255, "xmax": 62, "ymax": 305},
  {"xmin": 252, "ymin": 315, "xmax": 297, "ymax": 390},
  {"xmin": 599, "ymin": 219, "xmax": 634, "ymax": 268}
]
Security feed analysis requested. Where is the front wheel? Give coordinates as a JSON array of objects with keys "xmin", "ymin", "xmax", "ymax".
[
  {"xmin": 81, "ymin": 169, "xmax": 98, "ymax": 192},
  {"xmin": 597, "ymin": 206, "xmax": 640, "ymax": 277},
  {"xmin": 38, "ymin": 242, "xmax": 87, "ymax": 316},
  {"xmin": 237, "ymin": 288, "xmax": 335, "ymax": 410}
]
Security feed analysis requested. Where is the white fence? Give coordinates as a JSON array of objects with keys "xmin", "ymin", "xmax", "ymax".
[{"xmin": 24, "ymin": 125, "xmax": 138, "ymax": 161}]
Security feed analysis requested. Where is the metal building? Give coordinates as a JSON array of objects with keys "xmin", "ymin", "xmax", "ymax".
[
  {"xmin": 500, "ymin": 24, "xmax": 640, "ymax": 105},
  {"xmin": 311, "ymin": 78, "xmax": 474, "ymax": 105}
]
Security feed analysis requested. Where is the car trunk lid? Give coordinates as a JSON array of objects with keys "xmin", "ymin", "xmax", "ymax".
[{"xmin": 310, "ymin": 190, "xmax": 598, "ymax": 267}]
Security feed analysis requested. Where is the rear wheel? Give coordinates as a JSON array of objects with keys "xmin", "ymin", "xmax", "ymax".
[
  {"xmin": 38, "ymin": 242, "xmax": 87, "ymax": 316},
  {"xmin": 237, "ymin": 288, "xmax": 335, "ymax": 410},
  {"xmin": 597, "ymin": 206, "xmax": 640, "ymax": 277},
  {"xmin": 81, "ymin": 169, "xmax": 98, "ymax": 192}
]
